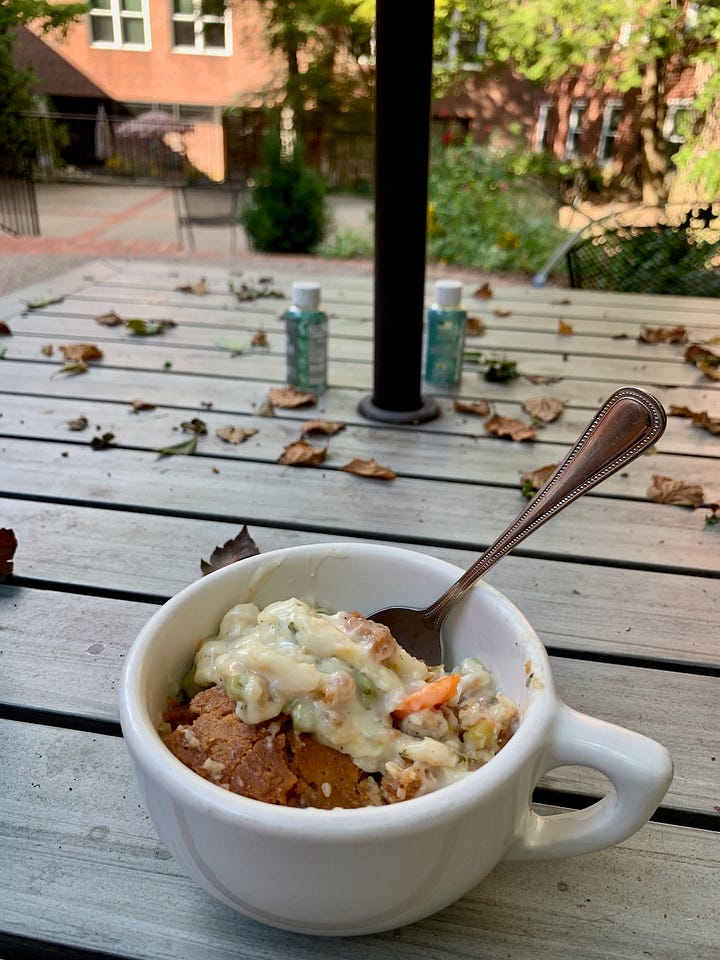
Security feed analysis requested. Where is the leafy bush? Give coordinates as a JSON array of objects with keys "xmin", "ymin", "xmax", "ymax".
[
  {"xmin": 427, "ymin": 140, "xmax": 565, "ymax": 274},
  {"xmin": 242, "ymin": 132, "xmax": 328, "ymax": 253},
  {"xmin": 319, "ymin": 228, "xmax": 373, "ymax": 259}
]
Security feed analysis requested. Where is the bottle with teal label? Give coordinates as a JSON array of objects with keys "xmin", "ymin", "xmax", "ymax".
[
  {"xmin": 423, "ymin": 280, "xmax": 466, "ymax": 387},
  {"xmin": 284, "ymin": 281, "xmax": 328, "ymax": 392}
]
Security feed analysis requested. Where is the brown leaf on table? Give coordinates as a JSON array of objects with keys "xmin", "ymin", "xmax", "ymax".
[
  {"xmin": 340, "ymin": 458, "xmax": 396, "ymax": 480},
  {"xmin": 473, "ymin": 282, "xmax": 493, "ymax": 299},
  {"xmin": 181, "ymin": 418, "xmax": 207, "ymax": 435},
  {"xmin": 41, "ymin": 344, "xmax": 54, "ymax": 356},
  {"xmin": 524, "ymin": 374, "xmax": 562, "ymax": 385},
  {"xmin": 251, "ymin": 329, "xmax": 269, "ymax": 348},
  {"xmin": 126, "ymin": 318, "xmax": 177, "ymax": 336},
  {"xmin": 453, "ymin": 398, "xmax": 491, "ymax": 417},
  {"xmin": 520, "ymin": 463, "xmax": 557, "ymax": 494},
  {"xmin": 465, "ymin": 315, "xmax": 486, "ymax": 335},
  {"xmin": 685, "ymin": 343, "xmax": 720, "ymax": 381},
  {"xmin": 59, "ymin": 343, "xmax": 104, "ymax": 362},
  {"xmin": 638, "ymin": 325, "xmax": 688, "ymax": 344},
  {"xmin": 176, "ymin": 278, "xmax": 208, "ymax": 295},
  {"xmin": 0, "ymin": 528, "xmax": 18, "ymax": 579},
  {"xmin": 523, "ymin": 396, "xmax": 565, "ymax": 423},
  {"xmin": 301, "ymin": 418, "xmax": 346, "ymax": 436},
  {"xmin": 95, "ymin": 310, "xmax": 124, "ymax": 327},
  {"xmin": 0, "ymin": 321, "xmax": 12, "ymax": 335},
  {"xmin": 267, "ymin": 385, "xmax": 318, "ymax": 408},
  {"xmin": 255, "ymin": 400, "xmax": 276, "ymax": 417},
  {"xmin": 57, "ymin": 360, "xmax": 89, "ymax": 376},
  {"xmin": 67, "ymin": 415, "xmax": 89, "ymax": 431},
  {"xmin": 216, "ymin": 425, "xmax": 258, "ymax": 444},
  {"xmin": 669, "ymin": 405, "xmax": 720, "ymax": 435},
  {"xmin": 484, "ymin": 414, "xmax": 537, "ymax": 442},
  {"xmin": 278, "ymin": 440, "xmax": 327, "ymax": 466},
  {"xmin": 492, "ymin": 308, "xmax": 512, "ymax": 318},
  {"xmin": 557, "ymin": 320, "xmax": 574, "ymax": 336},
  {"xmin": 200, "ymin": 525, "xmax": 260, "ymax": 575},
  {"xmin": 130, "ymin": 399, "xmax": 157, "ymax": 412},
  {"xmin": 647, "ymin": 474, "xmax": 705, "ymax": 508}
]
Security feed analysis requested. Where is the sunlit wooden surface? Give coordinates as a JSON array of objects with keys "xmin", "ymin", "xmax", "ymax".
[{"xmin": 1, "ymin": 259, "xmax": 718, "ymax": 960}]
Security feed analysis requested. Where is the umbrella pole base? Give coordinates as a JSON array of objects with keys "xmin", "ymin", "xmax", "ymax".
[{"xmin": 357, "ymin": 395, "xmax": 440, "ymax": 424}]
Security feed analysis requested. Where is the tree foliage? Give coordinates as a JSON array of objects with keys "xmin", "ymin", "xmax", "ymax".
[
  {"xmin": 433, "ymin": 0, "xmax": 720, "ymax": 202},
  {"xmin": 0, "ymin": 1, "xmax": 88, "ymax": 165}
]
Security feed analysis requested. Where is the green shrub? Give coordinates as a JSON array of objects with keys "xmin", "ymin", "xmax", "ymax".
[
  {"xmin": 318, "ymin": 228, "xmax": 373, "ymax": 259},
  {"xmin": 427, "ymin": 140, "xmax": 565, "ymax": 274},
  {"xmin": 242, "ymin": 131, "xmax": 328, "ymax": 253}
]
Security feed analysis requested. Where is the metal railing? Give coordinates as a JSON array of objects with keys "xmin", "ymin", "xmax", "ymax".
[{"xmin": 0, "ymin": 159, "xmax": 40, "ymax": 237}]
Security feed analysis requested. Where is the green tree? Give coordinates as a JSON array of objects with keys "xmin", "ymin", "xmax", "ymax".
[
  {"xmin": 0, "ymin": 1, "xmax": 88, "ymax": 167},
  {"xmin": 434, "ymin": 0, "xmax": 720, "ymax": 204},
  {"xmin": 244, "ymin": 0, "xmax": 374, "ymax": 130}
]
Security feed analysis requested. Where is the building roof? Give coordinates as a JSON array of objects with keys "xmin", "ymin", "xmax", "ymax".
[{"xmin": 12, "ymin": 27, "xmax": 110, "ymax": 100}]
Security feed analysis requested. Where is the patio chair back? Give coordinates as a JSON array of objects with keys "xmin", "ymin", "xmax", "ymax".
[{"xmin": 173, "ymin": 184, "xmax": 243, "ymax": 252}]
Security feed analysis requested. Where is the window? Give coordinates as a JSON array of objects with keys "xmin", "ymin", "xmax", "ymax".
[
  {"xmin": 446, "ymin": 7, "xmax": 486, "ymax": 68},
  {"xmin": 565, "ymin": 99, "xmax": 588, "ymax": 159},
  {"xmin": 663, "ymin": 99, "xmax": 694, "ymax": 145},
  {"xmin": 171, "ymin": 0, "xmax": 231, "ymax": 54},
  {"xmin": 89, "ymin": 0, "xmax": 150, "ymax": 49},
  {"xmin": 597, "ymin": 100, "xmax": 623, "ymax": 164},
  {"xmin": 533, "ymin": 101, "xmax": 553, "ymax": 152}
]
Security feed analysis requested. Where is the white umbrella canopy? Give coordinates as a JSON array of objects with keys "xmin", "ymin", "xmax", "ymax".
[
  {"xmin": 94, "ymin": 104, "xmax": 114, "ymax": 159},
  {"xmin": 115, "ymin": 110, "xmax": 194, "ymax": 140}
]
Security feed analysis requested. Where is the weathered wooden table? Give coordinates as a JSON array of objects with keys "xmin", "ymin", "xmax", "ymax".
[{"xmin": 1, "ymin": 259, "xmax": 718, "ymax": 959}]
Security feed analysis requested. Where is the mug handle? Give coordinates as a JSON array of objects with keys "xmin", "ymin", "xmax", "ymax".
[{"xmin": 506, "ymin": 702, "xmax": 673, "ymax": 861}]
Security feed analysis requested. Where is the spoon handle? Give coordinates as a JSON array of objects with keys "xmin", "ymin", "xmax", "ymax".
[{"xmin": 424, "ymin": 387, "xmax": 667, "ymax": 628}]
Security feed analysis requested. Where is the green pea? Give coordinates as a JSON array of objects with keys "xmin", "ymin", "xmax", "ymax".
[
  {"xmin": 290, "ymin": 700, "xmax": 315, "ymax": 732},
  {"xmin": 181, "ymin": 665, "xmax": 204, "ymax": 700},
  {"xmin": 225, "ymin": 673, "xmax": 248, "ymax": 702}
]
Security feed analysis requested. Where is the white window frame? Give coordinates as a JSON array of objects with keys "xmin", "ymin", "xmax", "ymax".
[
  {"xmin": 447, "ymin": 7, "xmax": 486, "ymax": 70},
  {"xmin": 171, "ymin": 0, "xmax": 232, "ymax": 56},
  {"xmin": 565, "ymin": 98, "xmax": 588, "ymax": 159},
  {"xmin": 597, "ymin": 99, "xmax": 623, "ymax": 164},
  {"xmin": 88, "ymin": 0, "xmax": 151, "ymax": 51},
  {"xmin": 663, "ymin": 98, "xmax": 694, "ymax": 144},
  {"xmin": 533, "ymin": 100, "xmax": 553, "ymax": 153}
]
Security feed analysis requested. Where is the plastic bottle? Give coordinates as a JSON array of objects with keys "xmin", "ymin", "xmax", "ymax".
[
  {"xmin": 423, "ymin": 280, "xmax": 467, "ymax": 386},
  {"xmin": 284, "ymin": 281, "xmax": 328, "ymax": 392}
]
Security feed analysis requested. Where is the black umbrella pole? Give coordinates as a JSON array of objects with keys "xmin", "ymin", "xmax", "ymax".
[{"xmin": 358, "ymin": 0, "xmax": 439, "ymax": 424}]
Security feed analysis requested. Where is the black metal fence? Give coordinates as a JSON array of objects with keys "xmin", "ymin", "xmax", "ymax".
[{"xmin": 0, "ymin": 159, "xmax": 40, "ymax": 237}]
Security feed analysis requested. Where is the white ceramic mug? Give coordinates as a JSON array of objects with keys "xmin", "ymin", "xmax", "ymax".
[{"xmin": 119, "ymin": 543, "xmax": 673, "ymax": 935}]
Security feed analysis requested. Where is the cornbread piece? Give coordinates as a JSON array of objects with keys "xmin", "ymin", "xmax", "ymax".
[{"xmin": 163, "ymin": 687, "xmax": 382, "ymax": 809}]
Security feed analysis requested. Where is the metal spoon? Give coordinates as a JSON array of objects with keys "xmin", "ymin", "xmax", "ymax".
[{"xmin": 368, "ymin": 386, "xmax": 667, "ymax": 665}]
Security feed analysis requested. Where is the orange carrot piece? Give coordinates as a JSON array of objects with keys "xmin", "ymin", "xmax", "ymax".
[{"xmin": 391, "ymin": 674, "xmax": 461, "ymax": 719}]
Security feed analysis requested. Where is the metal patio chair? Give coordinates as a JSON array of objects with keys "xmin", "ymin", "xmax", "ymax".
[{"xmin": 173, "ymin": 184, "xmax": 243, "ymax": 253}]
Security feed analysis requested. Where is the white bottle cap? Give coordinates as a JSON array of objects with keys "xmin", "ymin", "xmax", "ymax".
[
  {"xmin": 434, "ymin": 280, "xmax": 463, "ymax": 308},
  {"xmin": 291, "ymin": 281, "xmax": 321, "ymax": 311}
]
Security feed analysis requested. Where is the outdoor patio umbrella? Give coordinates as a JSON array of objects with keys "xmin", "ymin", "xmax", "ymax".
[
  {"xmin": 115, "ymin": 110, "xmax": 194, "ymax": 140},
  {"xmin": 359, "ymin": 0, "xmax": 438, "ymax": 423},
  {"xmin": 94, "ymin": 104, "xmax": 114, "ymax": 160}
]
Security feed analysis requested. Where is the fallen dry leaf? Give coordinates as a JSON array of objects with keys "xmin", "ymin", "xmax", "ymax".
[
  {"xmin": 130, "ymin": 399, "xmax": 157, "ymax": 412},
  {"xmin": 59, "ymin": 343, "xmax": 104, "ymax": 362},
  {"xmin": 473, "ymin": 282, "xmax": 493, "ymax": 299},
  {"xmin": 523, "ymin": 396, "xmax": 565, "ymax": 423},
  {"xmin": 251, "ymin": 329, "xmax": 269, "ymax": 348},
  {"xmin": 268, "ymin": 386, "xmax": 318, "ymax": 409},
  {"xmin": 484, "ymin": 414, "xmax": 537, "ymax": 442},
  {"xmin": 90, "ymin": 431, "xmax": 116, "ymax": 450},
  {"xmin": 156, "ymin": 435, "xmax": 198, "ymax": 456},
  {"xmin": 181, "ymin": 418, "xmax": 207, "ymax": 435},
  {"xmin": 95, "ymin": 310, "xmax": 124, "ymax": 326},
  {"xmin": 492, "ymin": 308, "xmax": 512, "ymax": 318},
  {"xmin": 685, "ymin": 343, "xmax": 720, "ymax": 381},
  {"xmin": 520, "ymin": 463, "xmax": 557, "ymax": 494},
  {"xmin": 278, "ymin": 440, "xmax": 327, "ymax": 466},
  {"xmin": 638, "ymin": 325, "xmax": 688, "ymax": 344},
  {"xmin": 340, "ymin": 458, "xmax": 396, "ymax": 480},
  {"xmin": 669, "ymin": 405, "xmax": 720, "ymax": 436},
  {"xmin": 453, "ymin": 398, "xmax": 491, "ymax": 417},
  {"xmin": 301, "ymin": 419, "xmax": 346, "ymax": 436},
  {"xmin": 57, "ymin": 360, "xmax": 89, "ymax": 376},
  {"xmin": 465, "ymin": 316, "xmax": 486, "ymax": 335},
  {"xmin": 200, "ymin": 525, "xmax": 260, "ymax": 576},
  {"xmin": 216, "ymin": 425, "xmax": 258, "ymax": 444},
  {"xmin": 41, "ymin": 344, "xmax": 54, "ymax": 356},
  {"xmin": 557, "ymin": 320, "xmax": 574, "ymax": 336},
  {"xmin": 647, "ymin": 474, "xmax": 705, "ymax": 508},
  {"xmin": 126, "ymin": 318, "xmax": 177, "ymax": 336},
  {"xmin": 524, "ymin": 374, "xmax": 562, "ymax": 385},
  {"xmin": 67, "ymin": 415, "xmax": 89, "ymax": 431},
  {"xmin": 255, "ymin": 400, "xmax": 276, "ymax": 417},
  {"xmin": 176, "ymin": 278, "xmax": 208, "ymax": 295},
  {"xmin": 0, "ymin": 321, "xmax": 11, "ymax": 335},
  {"xmin": 0, "ymin": 528, "xmax": 18, "ymax": 579}
]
